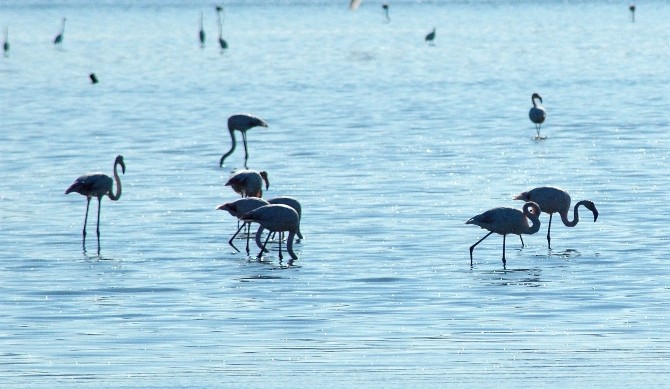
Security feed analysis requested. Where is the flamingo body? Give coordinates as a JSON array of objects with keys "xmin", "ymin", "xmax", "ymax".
[
  {"xmin": 3, "ymin": 27, "xmax": 8, "ymax": 56},
  {"xmin": 65, "ymin": 155, "xmax": 125, "ymax": 244},
  {"xmin": 529, "ymin": 93, "xmax": 547, "ymax": 138},
  {"xmin": 514, "ymin": 186, "xmax": 599, "ymax": 249},
  {"xmin": 267, "ymin": 196, "xmax": 303, "ymax": 240},
  {"xmin": 220, "ymin": 113, "xmax": 268, "ymax": 167},
  {"xmin": 467, "ymin": 202, "xmax": 541, "ymax": 266},
  {"xmin": 242, "ymin": 204, "xmax": 299, "ymax": 261},
  {"xmin": 425, "ymin": 28, "xmax": 436, "ymax": 44},
  {"xmin": 53, "ymin": 17, "xmax": 66, "ymax": 46},
  {"xmin": 199, "ymin": 11, "xmax": 205, "ymax": 47},
  {"xmin": 225, "ymin": 169, "xmax": 269, "ymax": 198}
]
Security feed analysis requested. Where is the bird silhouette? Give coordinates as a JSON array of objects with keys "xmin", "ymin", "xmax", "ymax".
[
  {"xmin": 217, "ymin": 197, "xmax": 269, "ymax": 253},
  {"xmin": 382, "ymin": 3, "xmax": 390, "ymax": 22},
  {"xmin": 467, "ymin": 202, "xmax": 541, "ymax": 266},
  {"xmin": 216, "ymin": 6, "xmax": 228, "ymax": 51},
  {"xmin": 629, "ymin": 4, "xmax": 636, "ymax": 22},
  {"xmin": 65, "ymin": 155, "xmax": 125, "ymax": 248},
  {"xmin": 425, "ymin": 28, "xmax": 436, "ymax": 45},
  {"xmin": 53, "ymin": 17, "xmax": 66, "ymax": 47},
  {"xmin": 513, "ymin": 186, "xmax": 599, "ymax": 249},
  {"xmin": 242, "ymin": 204, "xmax": 300, "ymax": 261},
  {"xmin": 529, "ymin": 93, "xmax": 547, "ymax": 139},
  {"xmin": 220, "ymin": 113, "xmax": 268, "ymax": 168},
  {"xmin": 3, "ymin": 27, "xmax": 9, "ymax": 57},
  {"xmin": 199, "ymin": 11, "xmax": 205, "ymax": 48},
  {"xmin": 267, "ymin": 197, "xmax": 303, "ymax": 240},
  {"xmin": 225, "ymin": 169, "xmax": 269, "ymax": 198}
]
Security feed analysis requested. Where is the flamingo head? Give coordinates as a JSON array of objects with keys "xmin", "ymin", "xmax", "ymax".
[
  {"xmin": 531, "ymin": 93, "xmax": 543, "ymax": 106},
  {"xmin": 217, "ymin": 203, "xmax": 235, "ymax": 216},
  {"xmin": 260, "ymin": 171, "xmax": 270, "ymax": 190},
  {"xmin": 513, "ymin": 191, "xmax": 530, "ymax": 202},
  {"xmin": 583, "ymin": 201, "xmax": 599, "ymax": 222},
  {"xmin": 115, "ymin": 155, "xmax": 126, "ymax": 174}
]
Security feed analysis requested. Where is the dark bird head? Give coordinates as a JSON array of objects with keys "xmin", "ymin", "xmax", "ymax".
[
  {"xmin": 584, "ymin": 201, "xmax": 599, "ymax": 222},
  {"xmin": 629, "ymin": 4, "xmax": 636, "ymax": 12},
  {"xmin": 260, "ymin": 171, "xmax": 270, "ymax": 190},
  {"xmin": 531, "ymin": 92, "xmax": 543, "ymax": 105},
  {"xmin": 216, "ymin": 5, "xmax": 223, "ymax": 12},
  {"xmin": 115, "ymin": 155, "xmax": 126, "ymax": 174},
  {"xmin": 217, "ymin": 202, "xmax": 236, "ymax": 215},
  {"xmin": 513, "ymin": 191, "xmax": 531, "ymax": 202},
  {"xmin": 382, "ymin": 3, "xmax": 389, "ymax": 10}
]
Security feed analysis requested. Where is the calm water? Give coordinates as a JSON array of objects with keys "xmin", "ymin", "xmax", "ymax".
[{"xmin": 1, "ymin": 0, "xmax": 669, "ymax": 387}]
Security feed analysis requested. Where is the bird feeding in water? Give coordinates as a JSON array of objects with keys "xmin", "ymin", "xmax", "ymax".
[
  {"xmin": 220, "ymin": 113, "xmax": 268, "ymax": 168},
  {"xmin": 217, "ymin": 197, "xmax": 270, "ymax": 254},
  {"xmin": 65, "ymin": 155, "xmax": 125, "ymax": 248},
  {"xmin": 225, "ymin": 169, "xmax": 269, "ymax": 198},
  {"xmin": 242, "ymin": 204, "xmax": 300, "ymax": 261},
  {"xmin": 198, "ymin": 11, "xmax": 205, "ymax": 48},
  {"xmin": 513, "ymin": 186, "xmax": 599, "ymax": 250},
  {"xmin": 216, "ymin": 6, "xmax": 228, "ymax": 51},
  {"xmin": 529, "ymin": 93, "xmax": 547, "ymax": 139},
  {"xmin": 466, "ymin": 202, "xmax": 541, "ymax": 267},
  {"xmin": 425, "ymin": 28, "xmax": 436, "ymax": 45},
  {"xmin": 53, "ymin": 17, "xmax": 66, "ymax": 47}
]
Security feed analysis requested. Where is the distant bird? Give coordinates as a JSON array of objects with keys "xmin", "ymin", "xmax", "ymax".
[
  {"xmin": 350, "ymin": 0, "xmax": 363, "ymax": 11},
  {"xmin": 529, "ymin": 93, "xmax": 547, "ymax": 139},
  {"xmin": 225, "ymin": 169, "xmax": 269, "ymax": 198},
  {"xmin": 467, "ymin": 202, "xmax": 541, "ymax": 266},
  {"xmin": 216, "ymin": 6, "xmax": 229, "ymax": 50},
  {"xmin": 217, "ymin": 197, "xmax": 269, "ymax": 253},
  {"xmin": 89, "ymin": 73, "xmax": 98, "ymax": 84},
  {"xmin": 514, "ymin": 186, "xmax": 599, "ymax": 249},
  {"xmin": 242, "ymin": 204, "xmax": 300, "ymax": 261},
  {"xmin": 382, "ymin": 3, "xmax": 390, "ymax": 22},
  {"xmin": 199, "ymin": 11, "xmax": 205, "ymax": 48},
  {"xmin": 53, "ymin": 17, "xmax": 66, "ymax": 47},
  {"xmin": 219, "ymin": 113, "xmax": 268, "ymax": 168},
  {"xmin": 629, "ymin": 4, "xmax": 636, "ymax": 22},
  {"xmin": 65, "ymin": 155, "xmax": 125, "ymax": 244},
  {"xmin": 425, "ymin": 28, "xmax": 436, "ymax": 44},
  {"xmin": 3, "ymin": 27, "xmax": 9, "ymax": 57}
]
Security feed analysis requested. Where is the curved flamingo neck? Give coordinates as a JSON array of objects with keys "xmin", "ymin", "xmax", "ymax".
[
  {"xmin": 286, "ymin": 231, "xmax": 298, "ymax": 260},
  {"xmin": 220, "ymin": 129, "xmax": 237, "ymax": 165},
  {"xmin": 532, "ymin": 95, "xmax": 539, "ymax": 108},
  {"xmin": 108, "ymin": 160, "xmax": 123, "ymax": 201},
  {"xmin": 524, "ymin": 203, "xmax": 542, "ymax": 234},
  {"xmin": 559, "ymin": 200, "xmax": 589, "ymax": 227}
]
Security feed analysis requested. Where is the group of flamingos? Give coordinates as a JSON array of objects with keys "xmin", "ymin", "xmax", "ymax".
[{"xmin": 65, "ymin": 98, "xmax": 599, "ymax": 267}]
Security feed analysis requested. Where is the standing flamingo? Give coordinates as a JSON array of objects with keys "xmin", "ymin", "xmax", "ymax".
[
  {"xmin": 382, "ymin": 3, "xmax": 390, "ymax": 22},
  {"xmin": 225, "ymin": 169, "xmax": 269, "ymax": 198},
  {"xmin": 198, "ymin": 11, "xmax": 206, "ymax": 48},
  {"xmin": 217, "ymin": 197, "xmax": 269, "ymax": 253},
  {"xmin": 629, "ymin": 4, "xmax": 636, "ymax": 22},
  {"xmin": 219, "ymin": 113, "xmax": 268, "ymax": 168},
  {"xmin": 53, "ymin": 17, "xmax": 66, "ymax": 47},
  {"xmin": 425, "ymin": 28, "xmax": 436, "ymax": 44},
  {"xmin": 513, "ymin": 186, "xmax": 599, "ymax": 249},
  {"xmin": 216, "ymin": 6, "xmax": 228, "ymax": 50},
  {"xmin": 466, "ymin": 202, "xmax": 541, "ymax": 266},
  {"xmin": 242, "ymin": 204, "xmax": 300, "ymax": 261},
  {"xmin": 65, "ymin": 155, "xmax": 125, "ymax": 245},
  {"xmin": 529, "ymin": 93, "xmax": 547, "ymax": 139},
  {"xmin": 3, "ymin": 27, "xmax": 9, "ymax": 57}
]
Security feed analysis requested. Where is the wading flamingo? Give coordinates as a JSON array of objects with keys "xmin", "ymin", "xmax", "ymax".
[
  {"xmin": 254, "ymin": 196, "xmax": 304, "ymax": 253},
  {"xmin": 467, "ymin": 202, "xmax": 541, "ymax": 266},
  {"xmin": 382, "ymin": 3, "xmax": 390, "ymax": 22},
  {"xmin": 3, "ymin": 27, "xmax": 9, "ymax": 57},
  {"xmin": 65, "ymin": 155, "xmax": 125, "ymax": 244},
  {"xmin": 529, "ymin": 93, "xmax": 547, "ymax": 138},
  {"xmin": 53, "ymin": 17, "xmax": 66, "ymax": 47},
  {"xmin": 425, "ymin": 28, "xmax": 436, "ymax": 44},
  {"xmin": 220, "ymin": 113, "xmax": 268, "ymax": 168},
  {"xmin": 225, "ymin": 169, "xmax": 269, "ymax": 198},
  {"xmin": 199, "ymin": 11, "xmax": 205, "ymax": 48},
  {"xmin": 629, "ymin": 4, "xmax": 636, "ymax": 22},
  {"xmin": 242, "ymin": 204, "xmax": 300, "ymax": 261},
  {"xmin": 217, "ymin": 197, "xmax": 269, "ymax": 253},
  {"xmin": 216, "ymin": 6, "xmax": 228, "ymax": 50},
  {"xmin": 514, "ymin": 186, "xmax": 599, "ymax": 249}
]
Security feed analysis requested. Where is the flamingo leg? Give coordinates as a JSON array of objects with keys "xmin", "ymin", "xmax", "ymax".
[
  {"xmin": 257, "ymin": 233, "xmax": 272, "ymax": 260},
  {"xmin": 278, "ymin": 231, "xmax": 283, "ymax": 260},
  {"xmin": 502, "ymin": 234, "xmax": 507, "ymax": 266},
  {"xmin": 469, "ymin": 231, "xmax": 494, "ymax": 266},
  {"xmin": 245, "ymin": 222, "xmax": 251, "ymax": 254},
  {"xmin": 242, "ymin": 131, "xmax": 249, "ymax": 168},
  {"xmin": 82, "ymin": 197, "xmax": 91, "ymax": 240},
  {"xmin": 96, "ymin": 197, "xmax": 103, "ymax": 238},
  {"xmin": 547, "ymin": 213, "xmax": 553, "ymax": 249},
  {"xmin": 228, "ymin": 223, "xmax": 245, "ymax": 252},
  {"xmin": 519, "ymin": 235, "xmax": 525, "ymax": 247}
]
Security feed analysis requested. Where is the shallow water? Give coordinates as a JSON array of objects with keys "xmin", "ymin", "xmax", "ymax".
[{"xmin": 1, "ymin": 0, "xmax": 669, "ymax": 387}]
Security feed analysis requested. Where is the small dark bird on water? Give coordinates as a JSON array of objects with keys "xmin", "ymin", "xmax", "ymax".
[
  {"xmin": 382, "ymin": 3, "xmax": 390, "ymax": 22},
  {"xmin": 89, "ymin": 73, "xmax": 98, "ymax": 84},
  {"xmin": 216, "ymin": 6, "xmax": 228, "ymax": 51},
  {"xmin": 3, "ymin": 27, "xmax": 9, "ymax": 57},
  {"xmin": 529, "ymin": 92, "xmax": 547, "ymax": 139},
  {"xmin": 199, "ymin": 11, "xmax": 206, "ymax": 48},
  {"xmin": 629, "ymin": 4, "xmax": 636, "ymax": 22},
  {"xmin": 54, "ymin": 17, "xmax": 66, "ymax": 47},
  {"xmin": 425, "ymin": 28, "xmax": 436, "ymax": 45}
]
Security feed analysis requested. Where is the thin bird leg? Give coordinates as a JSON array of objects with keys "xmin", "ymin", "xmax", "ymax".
[
  {"xmin": 257, "ymin": 233, "xmax": 272, "ymax": 260},
  {"xmin": 502, "ymin": 234, "xmax": 507, "ymax": 266},
  {"xmin": 547, "ymin": 213, "xmax": 553, "ymax": 249},
  {"xmin": 519, "ymin": 235, "xmax": 525, "ymax": 247},
  {"xmin": 536, "ymin": 124, "xmax": 541, "ymax": 138},
  {"xmin": 83, "ymin": 197, "xmax": 91, "ymax": 239},
  {"xmin": 242, "ymin": 131, "xmax": 249, "ymax": 168},
  {"xmin": 245, "ymin": 222, "xmax": 251, "ymax": 254},
  {"xmin": 228, "ymin": 223, "xmax": 245, "ymax": 252},
  {"xmin": 278, "ymin": 232, "xmax": 283, "ymax": 260},
  {"xmin": 96, "ymin": 197, "xmax": 102, "ymax": 238},
  {"xmin": 469, "ymin": 231, "xmax": 494, "ymax": 265}
]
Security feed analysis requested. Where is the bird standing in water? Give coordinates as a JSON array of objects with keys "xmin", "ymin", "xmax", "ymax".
[
  {"xmin": 216, "ymin": 6, "xmax": 228, "ymax": 51},
  {"xmin": 3, "ymin": 27, "xmax": 9, "ymax": 57},
  {"xmin": 242, "ymin": 204, "xmax": 300, "ymax": 261},
  {"xmin": 425, "ymin": 28, "xmax": 436, "ymax": 45},
  {"xmin": 514, "ymin": 186, "xmax": 599, "ymax": 249},
  {"xmin": 220, "ymin": 114, "xmax": 268, "ymax": 168},
  {"xmin": 199, "ymin": 11, "xmax": 206, "ymax": 48},
  {"xmin": 529, "ymin": 93, "xmax": 547, "ymax": 139},
  {"xmin": 53, "ymin": 17, "xmax": 66, "ymax": 47},
  {"xmin": 225, "ymin": 169, "xmax": 269, "ymax": 198},
  {"xmin": 218, "ymin": 197, "xmax": 269, "ymax": 254},
  {"xmin": 467, "ymin": 202, "xmax": 541, "ymax": 266}
]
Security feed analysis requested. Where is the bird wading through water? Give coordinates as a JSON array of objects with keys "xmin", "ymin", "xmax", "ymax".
[
  {"xmin": 242, "ymin": 204, "xmax": 300, "ymax": 261},
  {"xmin": 217, "ymin": 197, "xmax": 269, "ymax": 254},
  {"xmin": 529, "ymin": 93, "xmax": 547, "ymax": 139},
  {"xmin": 199, "ymin": 11, "xmax": 206, "ymax": 48},
  {"xmin": 467, "ymin": 202, "xmax": 541, "ymax": 267},
  {"xmin": 53, "ymin": 17, "xmax": 66, "ymax": 47},
  {"xmin": 220, "ymin": 114, "xmax": 268, "ymax": 168},
  {"xmin": 425, "ymin": 28, "xmax": 436, "ymax": 44},
  {"xmin": 65, "ymin": 155, "xmax": 125, "ymax": 248},
  {"xmin": 225, "ymin": 169, "xmax": 269, "ymax": 198},
  {"xmin": 216, "ymin": 6, "xmax": 228, "ymax": 50},
  {"xmin": 514, "ymin": 186, "xmax": 598, "ymax": 249}
]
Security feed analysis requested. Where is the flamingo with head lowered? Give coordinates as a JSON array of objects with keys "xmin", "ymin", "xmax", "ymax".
[
  {"xmin": 220, "ymin": 114, "xmax": 268, "ymax": 168},
  {"xmin": 217, "ymin": 197, "xmax": 269, "ymax": 254},
  {"xmin": 65, "ymin": 155, "xmax": 125, "ymax": 246},
  {"xmin": 242, "ymin": 204, "xmax": 300, "ymax": 261},
  {"xmin": 514, "ymin": 186, "xmax": 598, "ymax": 249},
  {"xmin": 467, "ymin": 202, "xmax": 541, "ymax": 267},
  {"xmin": 225, "ymin": 169, "xmax": 269, "ymax": 198}
]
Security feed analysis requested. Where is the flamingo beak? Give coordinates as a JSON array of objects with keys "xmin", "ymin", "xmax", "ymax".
[{"xmin": 512, "ymin": 192, "xmax": 525, "ymax": 200}]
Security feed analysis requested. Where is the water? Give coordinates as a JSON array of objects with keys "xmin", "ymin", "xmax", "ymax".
[{"xmin": 1, "ymin": 0, "xmax": 669, "ymax": 386}]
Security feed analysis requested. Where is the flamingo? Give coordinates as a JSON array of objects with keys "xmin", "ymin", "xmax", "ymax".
[
  {"xmin": 3, "ymin": 27, "xmax": 8, "ymax": 57},
  {"xmin": 629, "ymin": 4, "xmax": 636, "ymax": 22},
  {"xmin": 425, "ymin": 28, "xmax": 436, "ymax": 45},
  {"xmin": 513, "ymin": 186, "xmax": 599, "ymax": 249},
  {"xmin": 382, "ymin": 3, "xmax": 390, "ymax": 22},
  {"xmin": 65, "ymin": 155, "xmax": 125, "ymax": 244},
  {"xmin": 466, "ymin": 202, "xmax": 541, "ymax": 266},
  {"xmin": 253, "ymin": 197, "xmax": 304, "ymax": 252},
  {"xmin": 219, "ymin": 113, "xmax": 268, "ymax": 168},
  {"xmin": 199, "ymin": 11, "xmax": 205, "ymax": 48},
  {"xmin": 242, "ymin": 204, "xmax": 300, "ymax": 261},
  {"xmin": 225, "ymin": 169, "xmax": 269, "ymax": 198},
  {"xmin": 216, "ymin": 6, "xmax": 228, "ymax": 50},
  {"xmin": 53, "ymin": 17, "xmax": 66, "ymax": 47},
  {"xmin": 89, "ymin": 73, "xmax": 98, "ymax": 84},
  {"xmin": 529, "ymin": 93, "xmax": 547, "ymax": 139},
  {"xmin": 217, "ymin": 197, "xmax": 269, "ymax": 253}
]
